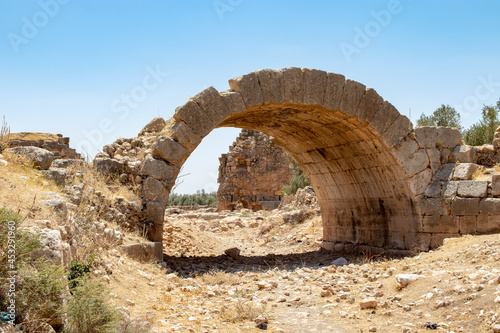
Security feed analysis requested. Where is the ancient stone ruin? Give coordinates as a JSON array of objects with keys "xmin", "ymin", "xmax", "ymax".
[
  {"xmin": 94, "ymin": 68, "xmax": 500, "ymax": 253},
  {"xmin": 7, "ymin": 132, "xmax": 81, "ymax": 160},
  {"xmin": 217, "ymin": 129, "xmax": 291, "ymax": 211}
]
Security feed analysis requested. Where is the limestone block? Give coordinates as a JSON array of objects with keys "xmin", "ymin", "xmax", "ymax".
[
  {"xmin": 440, "ymin": 149, "xmax": 451, "ymax": 163},
  {"xmin": 398, "ymin": 149, "xmax": 429, "ymax": 177},
  {"xmin": 414, "ymin": 127, "xmax": 437, "ymax": 149},
  {"xmin": 441, "ymin": 181, "xmax": 459, "ymax": 197},
  {"xmin": 142, "ymin": 176, "xmax": 169, "ymax": 202},
  {"xmin": 229, "ymin": 71, "xmax": 263, "ymax": 107},
  {"xmin": 152, "ymin": 136, "xmax": 190, "ymax": 167},
  {"xmin": 323, "ymin": 72, "xmax": 345, "ymax": 111},
  {"xmin": 164, "ymin": 119, "xmax": 202, "ymax": 151},
  {"xmin": 370, "ymin": 101, "xmax": 400, "ymax": 135},
  {"xmin": 479, "ymin": 198, "xmax": 500, "ymax": 215},
  {"xmin": 338, "ymin": 79, "xmax": 366, "ymax": 117},
  {"xmin": 477, "ymin": 215, "xmax": 500, "ymax": 234},
  {"xmin": 4, "ymin": 146, "xmax": 54, "ymax": 170},
  {"xmin": 356, "ymin": 88, "xmax": 383, "ymax": 123},
  {"xmin": 191, "ymin": 86, "xmax": 231, "ymax": 125},
  {"xmin": 436, "ymin": 127, "xmax": 462, "ymax": 148},
  {"xmin": 382, "ymin": 115, "xmax": 412, "ymax": 148},
  {"xmin": 281, "ymin": 67, "xmax": 304, "ymax": 103},
  {"xmin": 459, "ymin": 216, "xmax": 476, "ymax": 234},
  {"xmin": 434, "ymin": 163, "xmax": 455, "ymax": 181},
  {"xmin": 419, "ymin": 197, "xmax": 449, "ymax": 215},
  {"xmin": 121, "ymin": 242, "xmax": 163, "ymax": 262},
  {"xmin": 303, "ymin": 68, "xmax": 328, "ymax": 105},
  {"xmin": 422, "ymin": 215, "xmax": 459, "ymax": 234},
  {"xmin": 457, "ymin": 180, "xmax": 488, "ymax": 198},
  {"xmin": 451, "ymin": 197, "xmax": 479, "ymax": 215},
  {"xmin": 492, "ymin": 174, "xmax": 500, "ymax": 196},
  {"xmin": 408, "ymin": 168, "xmax": 432, "ymax": 196},
  {"xmin": 452, "ymin": 163, "xmax": 483, "ymax": 180},
  {"xmin": 139, "ymin": 117, "xmax": 166, "ymax": 135},
  {"xmin": 140, "ymin": 155, "xmax": 179, "ymax": 180},
  {"xmin": 393, "ymin": 138, "xmax": 419, "ymax": 162},
  {"xmin": 256, "ymin": 69, "xmax": 284, "ymax": 104},
  {"xmin": 451, "ymin": 145, "xmax": 477, "ymax": 163},
  {"xmin": 426, "ymin": 148, "xmax": 441, "ymax": 173},
  {"xmin": 173, "ymin": 99, "xmax": 215, "ymax": 138},
  {"xmin": 424, "ymin": 181, "xmax": 442, "ymax": 198}
]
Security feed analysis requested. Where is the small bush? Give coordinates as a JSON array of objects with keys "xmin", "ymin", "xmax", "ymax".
[
  {"xmin": 16, "ymin": 262, "xmax": 67, "ymax": 330},
  {"xmin": 63, "ymin": 276, "xmax": 120, "ymax": 333},
  {"xmin": 68, "ymin": 253, "xmax": 95, "ymax": 290}
]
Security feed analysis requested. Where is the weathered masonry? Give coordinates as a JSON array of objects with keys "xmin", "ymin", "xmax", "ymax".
[
  {"xmin": 114, "ymin": 68, "xmax": 500, "ymax": 252},
  {"xmin": 217, "ymin": 129, "xmax": 291, "ymax": 212}
]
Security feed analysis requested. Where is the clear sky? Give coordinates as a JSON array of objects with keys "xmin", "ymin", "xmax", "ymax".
[{"xmin": 1, "ymin": 1, "xmax": 499, "ymax": 194}]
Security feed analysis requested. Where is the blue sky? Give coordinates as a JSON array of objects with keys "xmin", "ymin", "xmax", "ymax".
[{"xmin": 1, "ymin": 1, "xmax": 499, "ymax": 194}]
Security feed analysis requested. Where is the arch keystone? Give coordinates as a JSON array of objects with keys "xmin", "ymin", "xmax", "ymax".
[
  {"xmin": 282, "ymin": 67, "xmax": 305, "ymax": 103},
  {"xmin": 323, "ymin": 72, "xmax": 346, "ymax": 111},
  {"xmin": 256, "ymin": 69, "xmax": 285, "ymax": 104},
  {"xmin": 303, "ymin": 68, "xmax": 328, "ymax": 105},
  {"xmin": 228, "ymin": 72, "xmax": 263, "ymax": 107},
  {"xmin": 191, "ymin": 86, "xmax": 231, "ymax": 125}
]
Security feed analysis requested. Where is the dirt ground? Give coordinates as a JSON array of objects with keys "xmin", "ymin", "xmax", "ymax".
[{"xmin": 105, "ymin": 207, "xmax": 500, "ymax": 333}]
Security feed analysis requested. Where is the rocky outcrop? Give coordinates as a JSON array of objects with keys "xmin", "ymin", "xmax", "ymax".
[
  {"xmin": 3, "ymin": 146, "xmax": 54, "ymax": 170},
  {"xmin": 7, "ymin": 133, "xmax": 80, "ymax": 160},
  {"xmin": 217, "ymin": 129, "xmax": 291, "ymax": 211}
]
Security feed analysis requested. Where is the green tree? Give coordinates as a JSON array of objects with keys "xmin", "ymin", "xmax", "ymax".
[
  {"xmin": 464, "ymin": 104, "xmax": 500, "ymax": 146},
  {"xmin": 416, "ymin": 104, "xmax": 462, "ymax": 130},
  {"xmin": 282, "ymin": 157, "xmax": 311, "ymax": 195}
]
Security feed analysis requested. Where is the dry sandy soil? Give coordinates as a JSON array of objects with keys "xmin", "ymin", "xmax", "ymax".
[{"xmin": 104, "ymin": 207, "xmax": 500, "ymax": 333}]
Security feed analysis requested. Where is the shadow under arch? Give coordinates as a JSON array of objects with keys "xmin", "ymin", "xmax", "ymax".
[{"xmin": 143, "ymin": 68, "xmax": 422, "ymax": 251}]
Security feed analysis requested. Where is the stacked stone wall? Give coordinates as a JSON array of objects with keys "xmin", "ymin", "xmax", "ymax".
[{"xmin": 217, "ymin": 129, "xmax": 291, "ymax": 211}]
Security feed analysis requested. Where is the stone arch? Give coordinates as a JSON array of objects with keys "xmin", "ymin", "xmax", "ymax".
[{"xmin": 142, "ymin": 68, "xmax": 429, "ymax": 251}]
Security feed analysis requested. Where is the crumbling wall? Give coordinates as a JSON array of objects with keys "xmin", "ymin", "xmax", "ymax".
[
  {"xmin": 8, "ymin": 133, "xmax": 81, "ymax": 159},
  {"xmin": 217, "ymin": 129, "xmax": 291, "ymax": 211}
]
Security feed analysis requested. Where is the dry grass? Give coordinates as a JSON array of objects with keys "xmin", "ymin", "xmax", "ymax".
[
  {"xmin": 66, "ymin": 162, "xmax": 139, "ymax": 202},
  {"xmin": 219, "ymin": 300, "xmax": 266, "ymax": 323},
  {"xmin": 9, "ymin": 132, "xmax": 60, "ymax": 142},
  {"xmin": 200, "ymin": 270, "xmax": 241, "ymax": 286},
  {"xmin": 472, "ymin": 166, "xmax": 489, "ymax": 180},
  {"xmin": 0, "ymin": 154, "xmax": 62, "ymax": 225}
]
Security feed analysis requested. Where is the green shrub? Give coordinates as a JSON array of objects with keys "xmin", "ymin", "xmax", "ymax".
[
  {"xmin": 16, "ymin": 262, "xmax": 67, "ymax": 330},
  {"xmin": 63, "ymin": 276, "xmax": 120, "ymax": 333},
  {"xmin": 282, "ymin": 155, "xmax": 311, "ymax": 195},
  {"xmin": 68, "ymin": 253, "xmax": 95, "ymax": 290}
]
